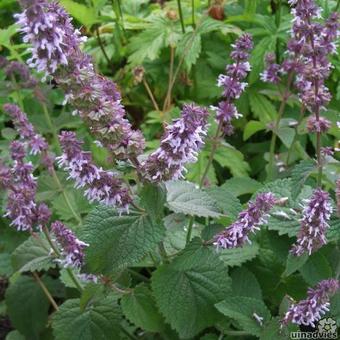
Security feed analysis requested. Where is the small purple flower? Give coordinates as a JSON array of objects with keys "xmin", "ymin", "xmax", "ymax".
[
  {"xmin": 141, "ymin": 104, "xmax": 209, "ymax": 182},
  {"xmin": 3, "ymin": 104, "xmax": 48, "ymax": 155},
  {"xmin": 282, "ymin": 279, "xmax": 339, "ymax": 327},
  {"xmin": 290, "ymin": 188, "xmax": 332, "ymax": 256},
  {"xmin": 5, "ymin": 61, "xmax": 37, "ymax": 88},
  {"xmin": 57, "ymin": 131, "xmax": 131, "ymax": 211},
  {"xmin": 51, "ymin": 221, "xmax": 88, "ymax": 268},
  {"xmin": 213, "ymin": 192, "xmax": 276, "ymax": 249},
  {"xmin": 306, "ymin": 115, "xmax": 331, "ymax": 133},
  {"xmin": 213, "ymin": 33, "xmax": 253, "ymax": 135},
  {"xmin": 260, "ymin": 53, "xmax": 281, "ymax": 84}
]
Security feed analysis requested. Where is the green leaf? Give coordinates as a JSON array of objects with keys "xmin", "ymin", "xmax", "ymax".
[
  {"xmin": 223, "ymin": 177, "xmax": 262, "ymax": 197},
  {"xmin": 11, "ymin": 234, "xmax": 56, "ymax": 273},
  {"xmin": 177, "ymin": 31, "xmax": 202, "ymax": 71},
  {"xmin": 52, "ymin": 296, "xmax": 122, "ymax": 340},
  {"xmin": 165, "ymin": 181, "xmax": 221, "ymax": 218},
  {"xmin": 121, "ymin": 283, "xmax": 165, "ymax": 332},
  {"xmin": 205, "ymin": 186, "xmax": 242, "ymax": 219},
  {"xmin": 299, "ymin": 252, "xmax": 332, "ymax": 286},
  {"xmin": 291, "ymin": 160, "xmax": 316, "ymax": 200},
  {"xmin": 81, "ymin": 206, "xmax": 166, "ymax": 273},
  {"xmin": 231, "ymin": 267, "xmax": 262, "ymax": 300},
  {"xmin": 0, "ymin": 253, "xmax": 12, "ymax": 276},
  {"xmin": 215, "ymin": 296, "xmax": 271, "ymax": 336},
  {"xmin": 260, "ymin": 317, "xmax": 286, "ymax": 340},
  {"xmin": 249, "ymin": 91, "xmax": 277, "ymax": 123},
  {"xmin": 59, "ymin": 0, "xmax": 99, "ymax": 27},
  {"xmin": 218, "ymin": 243, "xmax": 260, "ymax": 267},
  {"xmin": 152, "ymin": 238, "xmax": 231, "ymax": 338},
  {"xmin": 139, "ymin": 183, "xmax": 165, "ymax": 223},
  {"xmin": 6, "ymin": 276, "xmax": 50, "ymax": 338},
  {"xmin": 244, "ymin": 120, "xmax": 266, "ymax": 140},
  {"xmin": 282, "ymin": 253, "xmax": 309, "ymax": 278},
  {"xmin": 277, "ymin": 127, "xmax": 296, "ymax": 148}
]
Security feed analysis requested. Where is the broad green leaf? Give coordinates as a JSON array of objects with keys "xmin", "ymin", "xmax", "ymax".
[
  {"xmin": 52, "ymin": 296, "xmax": 122, "ymax": 340},
  {"xmin": 282, "ymin": 253, "xmax": 308, "ymax": 278},
  {"xmin": 249, "ymin": 91, "xmax": 277, "ymax": 123},
  {"xmin": 205, "ymin": 186, "xmax": 242, "ymax": 219},
  {"xmin": 291, "ymin": 160, "xmax": 316, "ymax": 200},
  {"xmin": 152, "ymin": 238, "xmax": 231, "ymax": 338},
  {"xmin": 0, "ymin": 24, "xmax": 18, "ymax": 46},
  {"xmin": 260, "ymin": 317, "xmax": 286, "ymax": 340},
  {"xmin": 5, "ymin": 330, "xmax": 25, "ymax": 340},
  {"xmin": 121, "ymin": 283, "xmax": 165, "ymax": 332},
  {"xmin": 0, "ymin": 253, "xmax": 12, "ymax": 276},
  {"xmin": 11, "ymin": 234, "xmax": 55, "ymax": 273},
  {"xmin": 215, "ymin": 296, "xmax": 271, "ymax": 336},
  {"xmin": 244, "ymin": 120, "xmax": 266, "ymax": 140},
  {"xmin": 176, "ymin": 31, "xmax": 202, "ymax": 71},
  {"xmin": 223, "ymin": 177, "xmax": 262, "ymax": 197},
  {"xmin": 218, "ymin": 243, "xmax": 260, "ymax": 267},
  {"xmin": 6, "ymin": 276, "xmax": 50, "ymax": 338},
  {"xmin": 299, "ymin": 252, "xmax": 332, "ymax": 286},
  {"xmin": 277, "ymin": 127, "xmax": 296, "ymax": 148},
  {"xmin": 81, "ymin": 206, "xmax": 166, "ymax": 273},
  {"xmin": 231, "ymin": 267, "xmax": 262, "ymax": 300},
  {"xmin": 165, "ymin": 181, "xmax": 221, "ymax": 218},
  {"xmin": 59, "ymin": 0, "xmax": 99, "ymax": 27}
]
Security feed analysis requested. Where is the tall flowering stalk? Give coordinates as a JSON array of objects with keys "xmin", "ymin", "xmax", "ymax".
[
  {"xmin": 16, "ymin": 0, "xmax": 145, "ymax": 161},
  {"xmin": 57, "ymin": 131, "xmax": 132, "ymax": 211},
  {"xmin": 290, "ymin": 188, "xmax": 332, "ymax": 256},
  {"xmin": 282, "ymin": 279, "xmax": 339, "ymax": 327},
  {"xmin": 141, "ymin": 104, "xmax": 209, "ymax": 182},
  {"xmin": 200, "ymin": 33, "xmax": 253, "ymax": 186},
  {"xmin": 213, "ymin": 192, "xmax": 276, "ymax": 249}
]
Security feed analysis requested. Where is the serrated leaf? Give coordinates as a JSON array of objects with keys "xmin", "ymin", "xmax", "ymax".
[
  {"xmin": 283, "ymin": 253, "xmax": 309, "ymax": 277},
  {"xmin": 218, "ymin": 243, "xmax": 260, "ymax": 267},
  {"xmin": 291, "ymin": 160, "xmax": 315, "ymax": 200},
  {"xmin": 177, "ymin": 31, "xmax": 202, "ymax": 71},
  {"xmin": 244, "ymin": 120, "xmax": 266, "ymax": 140},
  {"xmin": 152, "ymin": 238, "xmax": 231, "ymax": 338},
  {"xmin": 215, "ymin": 296, "xmax": 271, "ymax": 336},
  {"xmin": 11, "ymin": 234, "xmax": 55, "ymax": 273},
  {"xmin": 205, "ymin": 186, "xmax": 242, "ymax": 219},
  {"xmin": 52, "ymin": 296, "xmax": 122, "ymax": 340},
  {"xmin": 249, "ymin": 91, "xmax": 277, "ymax": 123},
  {"xmin": 260, "ymin": 317, "xmax": 286, "ymax": 340},
  {"xmin": 277, "ymin": 127, "xmax": 295, "ymax": 148},
  {"xmin": 121, "ymin": 283, "xmax": 165, "ymax": 332},
  {"xmin": 223, "ymin": 177, "xmax": 262, "ymax": 197},
  {"xmin": 81, "ymin": 206, "xmax": 166, "ymax": 273},
  {"xmin": 231, "ymin": 267, "xmax": 262, "ymax": 300},
  {"xmin": 299, "ymin": 252, "xmax": 332, "ymax": 286},
  {"xmin": 0, "ymin": 253, "xmax": 12, "ymax": 276},
  {"xmin": 165, "ymin": 181, "xmax": 221, "ymax": 218},
  {"xmin": 6, "ymin": 276, "xmax": 50, "ymax": 338}
]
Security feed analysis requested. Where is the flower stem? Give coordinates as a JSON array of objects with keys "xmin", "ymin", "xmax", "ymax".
[
  {"xmin": 177, "ymin": 0, "xmax": 186, "ymax": 33},
  {"xmin": 95, "ymin": 27, "xmax": 111, "ymax": 67},
  {"xmin": 41, "ymin": 103, "xmax": 61, "ymax": 154},
  {"xmin": 143, "ymin": 78, "xmax": 160, "ymax": 112},
  {"xmin": 191, "ymin": 0, "xmax": 196, "ymax": 28},
  {"xmin": 267, "ymin": 72, "xmax": 294, "ymax": 180},
  {"xmin": 32, "ymin": 271, "xmax": 59, "ymax": 311},
  {"xmin": 185, "ymin": 216, "xmax": 194, "ymax": 245},
  {"xmin": 42, "ymin": 226, "xmax": 84, "ymax": 292},
  {"xmin": 163, "ymin": 46, "xmax": 175, "ymax": 112},
  {"xmin": 158, "ymin": 242, "xmax": 169, "ymax": 263}
]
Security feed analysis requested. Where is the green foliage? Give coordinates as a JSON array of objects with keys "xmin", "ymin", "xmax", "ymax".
[{"xmin": 152, "ymin": 238, "xmax": 231, "ymax": 338}]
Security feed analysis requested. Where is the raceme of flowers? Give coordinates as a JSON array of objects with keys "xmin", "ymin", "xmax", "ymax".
[
  {"xmin": 213, "ymin": 192, "xmax": 276, "ymax": 249},
  {"xmin": 16, "ymin": 0, "xmax": 145, "ymax": 160},
  {"xmin": 282, "ymin": 279, "xmax": 339, "ymax": 327},
  {"xmin": 141, "ymin": 104, "xmax": 209, "ymax": 182},
  {"xmin": 57, "ymin": 131, "xmax": 132, "ymax": 211},
  {"xmin": 212, "ymin": 33, "xmax": 253, "ymax": 136},
  {"xmin": 51, "ymin": 220, "xmax": 88, "ymax": 269},
  {"xmin": 290, "ymin": 188, "xmax": 333, "ymax": 256}
]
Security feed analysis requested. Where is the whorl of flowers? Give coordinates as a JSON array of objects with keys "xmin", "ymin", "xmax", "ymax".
[
  {"xmin": 213, "ymin": 192, "xmax": 276, "ymax": 249},
  {"xmin": 3, "ymin": 103, "xmax": 48, "ymax": 155},
  {"xmin": 16, "ymin": 0, "xmax": 145, "ymax": 160},
  {"xmin": 0, "ymin": 141, "xmax": 51, "ymax": 231},
  {"xmin": 141, "ymin": 104, "xmax": 209, "ymax": 182},
  {"xmin": 51, "ymin": 221, "xmax": 88, "ymax": 268},
  {"xmin": 57, "ymin": 131, "xmax": 131, "ymax": 211},
  {"xmin": 260, "ymin": 53, "xmax": 281, "ymax": 84},
  {"xmin": 288, "ymin": 0, "xmax": 339, "ymax": 131},
  {"xmin": 290, "ymin": 188, "xmax": 332, "ymax": 256},
  {"xmin": 281, "ymin": 279, "xmax": 339, "ymax": 327},
  {"xmin": 212, "ymin": 33, "xmax": 253, "ymax": 135}
]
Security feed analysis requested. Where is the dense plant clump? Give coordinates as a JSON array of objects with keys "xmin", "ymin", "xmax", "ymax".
[{"xmin": 0, "ymin": 0, "xmax": 339, "ymax": 339}]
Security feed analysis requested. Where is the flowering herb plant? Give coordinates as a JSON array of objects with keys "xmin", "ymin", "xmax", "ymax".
[{"xmin": 0, "ymin": 0, "xmax": 339, "ymax": 339}]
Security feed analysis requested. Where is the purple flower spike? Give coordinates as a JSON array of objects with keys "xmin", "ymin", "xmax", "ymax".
[
  {"xmin": 282, "ymin": 279, "xmax": 339, "ymax": 327},
  {"xmin": 213, "ymin": 192, "xmax": 276, "ymax": 249},
  {"xmin": 141, "ymin": 104, "xmax": 209, "ymax": 182},
  {"xmin": 58, "ymin": 131, "xmax": 132, "ymax": 211},
  {"xmin": 212, "ymin": 33, "xmax": 253, "ymax": 135},
  {"xmin": 290, "ymin": 188, "xmax": 332, "ymax": 256},
  {"xmin": 260, "ymin": 53, "xmax": 281, "ymax": 84},
  {"xmin": 51, "ymin": 221, "xmax": 88, "ymax": 268}
]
